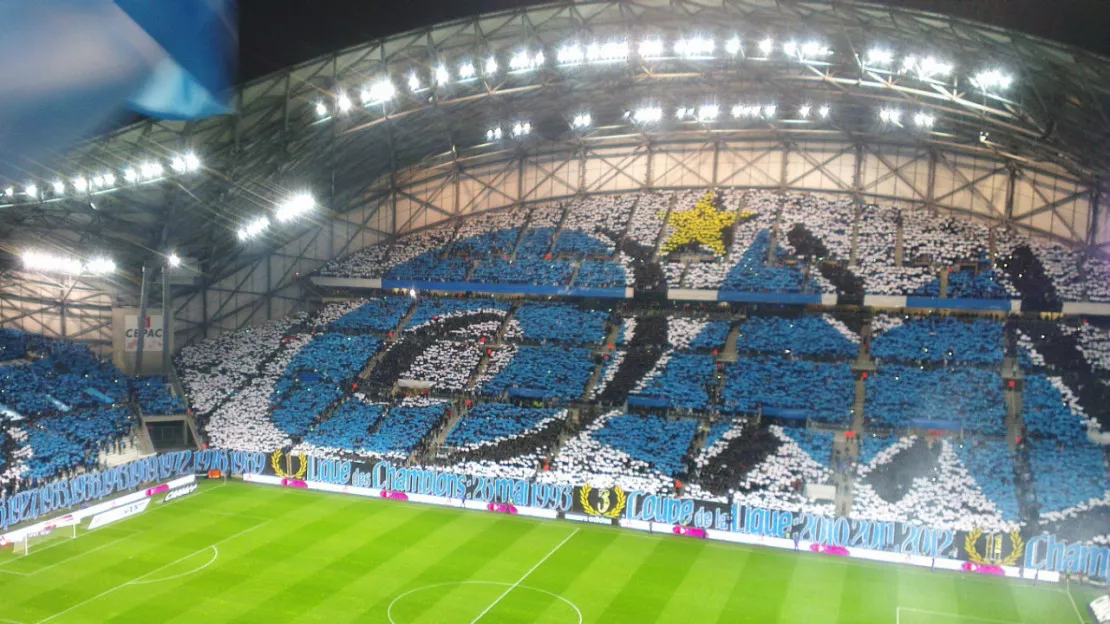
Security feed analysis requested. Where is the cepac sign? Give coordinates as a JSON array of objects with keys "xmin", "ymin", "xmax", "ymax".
[{"xmin": 125, "ymin": 314, "xmax": 164, "ymax": 352}]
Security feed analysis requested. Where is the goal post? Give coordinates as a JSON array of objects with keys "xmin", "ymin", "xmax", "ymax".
[{"xmin": 12, "ymin": 518, "xmax": 79, "ymax": 556}]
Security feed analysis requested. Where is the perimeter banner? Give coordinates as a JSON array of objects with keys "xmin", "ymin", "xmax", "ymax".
[
  {"xmin": 257, "ymin": 450, "xmax": 1109, "ymax": 579},
  {"xmin": 0, "ymin": 449, "xmax": 266, "ymax": 532}
]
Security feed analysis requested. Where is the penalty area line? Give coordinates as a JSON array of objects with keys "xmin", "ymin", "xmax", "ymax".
[
  {"xmin": 896, "ymin": 607, "xmax": 1020, "ymax": 624},
  {"xmin": 469, "ymin": 528, "xmax": 579, "ymax": 624},
  {"xmin": 34, "ymin": 519, "xmax": 271, "ymax": 624}
]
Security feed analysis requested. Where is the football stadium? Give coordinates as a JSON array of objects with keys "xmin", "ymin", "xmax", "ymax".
[{"xmin": 0, "ymin": 1, "xmax": 1109, "ymax": 622}]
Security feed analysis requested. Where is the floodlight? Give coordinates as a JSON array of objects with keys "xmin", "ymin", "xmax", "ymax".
[
  {"xmin": 459, "ymin": 62, "xmax": 476, "ymax": 79},
  {"xmin": 315, "ymin": 101, "xmax": 328, "ymax": 117},
  {"xmin": 697, "ymin": 104, "xmax": 720, "ymax": 122},
  {"xmin": 85, "ymin": 257, "xmax": 115, "ymax": 274},
  {"xmin": 408, "ymin": 73, "xmax": 421, "ymax": 91},
  {"xmin": 22, "ymin": 251, "xmax": 83, "ymax": 274},
  {"xmin": 802, "ymin": 41, "xmax": 828, "ymax": 58},
  {"xmin": 913, "ymin": 112, "xmax": 936, "ymax": 128},
  {"xmin": 3, "ymin": 186, "xmax": 13, "ymax": 197},
  {"xmin": 731, "ymin": 104, "xmax": 762, "ymax": 119},
  {"xmin": 818, "ymin": 105, "xmax": 831, "ymax": 118},
  {"xmin": 364, "ymin": 78, "xmax": 395, "ymax": 104},
  {"xmin": 586, "ymin": 41, "xmax": 628, "ymax": 63},
  {"xmin": 558, "ymin": 43, "xmax": 584, "ymax": 65},
  {"xmin": 52, "ymin": 180, "xmax": 65, "ymax": 195},
  {"xmin": 486, "ymin": 127, "xmax": 503, "ymax": 141},
  {"xmin": 880, "ymin": 108, "xmax": 903, "ymax": 124},
  {"xmin": 141, "ymin": 162, "xmax": 163, "ymax": 180},
  {"xmin": 123, "ymin": 168, "xmax": 138, "ymax": 183},
  {"xmin": 72, "ymin": 177, "xmax": 88, "ymax": 193},
  {"xmin": 484, "ymin": 56, "xmax": 498, "ymax": 75},
  {"xmin": 799, "ymin": 104, "xmax": 812, "ymax": 119},
  {"xmin": 102, "ymin": 172, "xmax": 115, "ymax": 186},
  {"xmin": 866, "ymin": 48, "xmax": 894, "ymax": 66},
  {"xmin": 511, "ymin": 122, "xmax": 531, "ymax": 138},
  {"xmin": 571, "ymin": 113, "xmax": 592, "ymax": 129},
  {"xmin": 632, "ymin": 106, "xmax": 662, "ymax": 124},
  {"xmin": 167, "ymin": 253, "xmax": 181, "ymax": 268},
  {"xmin": 184, "ymin": 153, "xmax": 201, "ymax": 171},
  {"xmin": 171, "ymin": 156, "xmax": 187, "ymax": 172},
  {"xmin": 973, "ymin": 69, "xmax": 1013, "ymax": 91},
  {"xmin": 675, "ymin": 107, "xmax": 691, "ymax": 120},
  {"xmin": 725, "ymin": 37, "xmax": 742, "ymax": 55},
  {"xmin": 675, "ymin": 37, "xmax": 714, "ymax": 58},
  {"xmin": 434, "ymin": 64, "xmax": 450, "ymax": 85},
  {"xmin": 638, "ymin": 39, "xmax": 664, "ymax": 59},
  {"xmin": 336, "ymin": 93, "xmax": 352, "ymax": 113},
  {"xmin": 25, "ymin": 184, "xmax": 37, "ymax": 199},
  {"xmin": 238, "ymin": 216, "xmax": 270, "ymax": 241},
  {"xmin": 903, "ymin": 55, "xmax": 952, "ymax": 80},
  {"xmin": 763, "ymin": 104, "xmax": 777, "ymax": 118},
  {"xmin": 758, "ymin": 38, "xmax": 774, "ymax": 56},
  {"xmin": 275, "ymin": 193, "xmax": 315, "ymax": 222},
  {"xmin": 510, "ymin": 50, "xmax": 531, "ymax": 71}
]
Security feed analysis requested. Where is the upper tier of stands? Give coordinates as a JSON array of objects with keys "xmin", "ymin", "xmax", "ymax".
[{"xmin": 317, "ymin": 189, "xmax": 1110, "ymax": 305}]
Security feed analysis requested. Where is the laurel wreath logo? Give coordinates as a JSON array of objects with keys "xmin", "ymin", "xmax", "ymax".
[
  {"xmin": 271, "ymin": 449, "xmax": 307, "ymax": 480},
  {"xmin": 579, "ymin": 484, "xmax": 627, "ymax": 519},
  {"xmin": 965, "ymin": 528, "xmax": 1023, "ymax": 566}
]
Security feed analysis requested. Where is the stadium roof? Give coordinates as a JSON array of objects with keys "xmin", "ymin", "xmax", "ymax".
[{"xmin": 2, "ymin": 0, "xmax": 1109, "ymax": 295}]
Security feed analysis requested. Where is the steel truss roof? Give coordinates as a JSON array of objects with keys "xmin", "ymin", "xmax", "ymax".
[{"xmin": 1, "ymin": 0, "xmax": 1108, "ymax": 317}]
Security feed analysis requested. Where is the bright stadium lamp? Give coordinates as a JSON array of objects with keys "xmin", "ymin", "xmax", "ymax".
[
  {"xmin": 638, "ymin": 39, "xmax": 664, "ymax": 59},
  {"xmin": 511, "ymin": 121, "xmax": 531, "ymax": 138},
  {"xmin": 571, "ymin": 113, "xmax": 592, "ymax": 129},
  {"xmin": 758, "ymin": 38, "xmax": 774, "ymax": 56},
  {"xmin": 799, "ymin": 104, "xmax": 812, "ymax": 119},
  {"xmin": 763, "ymin": 104, "xmax": 777, "ymax": 118},
  {"xmin": 238, "ymin": 216, "xmax": 270, "ymax": 241},
  {"xmin": 725, "ymin": 37, "xmax": 742, "ymax": 55},
  {"xmin": 434, "ymin": 64, "xmax": 450, "ymax": 85},
  {"xmin": 171, "ymin": 156, "xmax": 187, "ymax": 173},
  {"xmin": 336, "ymin": 92, "xmax": 352, "ymax": 113},
  {"xmin": 459, "ymin": 62, "xmax": 476, "ymax": 80},
  {"xmin": 632, "ymin": 106, "xmax": 662, "ymax": 124},
  {"xmin": 24, "ymin": 184, "xmax": 37, "ymax": 199},
  {"xmin": 879, "ymin": 108, "xmax": 903, "ymax": 125},
  {"xmin": 697, "ymin": 104, "xmax": 720, "ymax": 122},
  {"xmin": 484, "ymin": 56, "xmax": 498, "ymax": 75},
  {"xmin": 818, "ymin": 105, "xmax": 831, "ymax": 118},
  {"xmin": 123, "ymin": 167, "xmax": 138, "ymax": 183},
  {"xmin": 72, "ymin": 177, "xmax": 88, "ymax": 193},
  {"xmin": 3, "ymin": 186, "xmax": 13, "ymax": 198},
  {"xmin": 52, "ymin": 180, "xmax": 65, "ymax": 195},
  {"xmin": 408, "ymin": 72, "xmax": 421, "ymax": 91},
  {"xmin": 315, "ymin": 101, "xmax": 328, "ymax": 117},
  {"xmin": 675, "ymin": 36, "xmax": 714, "ymax": 58},
  {"xmin": 363, "ymin": 78, "xmax": 395, "ymax": 104},
  {"xmin": 913, "ymin": 112, "xmax": 936, "ymax": 128},
  {"xmin": 167, "ymin": 252, "xmax": 181, "ymax": 268},
  {"xmin": 558, "ymin": 43, "xmax": 584, "ymax": 65},
  {"xmin": 101, "ymin": 172, "xmax": 116, "ymax": 186},
  {"xmin": 972, "ymin": 69, "xmax": 1013, "ymax": 91},
  {"xmin": 866, "ymin": 48, "xmax": 894, "ymax": 67},
  {"xmin": 275, "ymin": 193, "xmax": 315, "ymax": 222},
  {"xmin": 85, "ymin": 256, "xmax": 115, "ymax": 274}
]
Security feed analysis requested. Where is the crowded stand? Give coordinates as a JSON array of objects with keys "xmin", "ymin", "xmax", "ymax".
[
  {"xmin": 852, "ymin": 437, "xmax": 1018, "ymax": 532},
  {"xmin": 721, "ymin": 358, "xmax": 855, "ymax": 424},
  {"xmin": 687, "ymin": 423, "xmax": 835, "ymax": 516},
  {"xmin": 865, "ymin": 366, "xmax": 1006, "ymax": 434},
  {"xmin": 480, "ymin": 345, "xmax": 594, "ymax": 400},
  {"xmin": 132, "ymin": 376, "xmax": 186, "ymax": 415},
  {"xmin": 870, "ymin": 316, "xmax": 1005, "ymax": 366},
  {"xmin": 734, "ymin": 315, "xmax": 857, "ymax": 359},
  {"xmin": 514, "ymin": 302, "xmax": 609, "ymax": 343},
  {"xmin": 402, "ymin": 341, "xmax": 483, "ymax": 391},
  {"xmin": 405, "ymin": 297, "xmax": 509, "ymax": 332},
  {"xmin": 630, "ymin": 353, "xmax": 717, "ymax": 410},
  {"xmin": 445, "ymin": 403, "xmax": 565, "ymax": 450},
  {"xmin": 327, "ymin": 296, "xmax": 412, "ymax": 332},
  {"xmin": 541, "ymin": 410, "xmax": 696, "ymax": 493}
]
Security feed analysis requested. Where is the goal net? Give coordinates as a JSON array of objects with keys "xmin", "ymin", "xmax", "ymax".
[{"xmin": 4, "ymin": 516, "xmax": 79, "ymax": 557}]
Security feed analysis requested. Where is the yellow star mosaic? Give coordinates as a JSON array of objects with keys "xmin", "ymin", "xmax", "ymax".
[{"xmin": 660, "ymin": 191, "xmax": 737, "ymax": 256}]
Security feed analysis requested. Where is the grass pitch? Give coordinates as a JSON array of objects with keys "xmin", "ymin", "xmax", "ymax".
[{"xmin": 0, "ymin": 480, "xmax": 1098, "ymax": 623}]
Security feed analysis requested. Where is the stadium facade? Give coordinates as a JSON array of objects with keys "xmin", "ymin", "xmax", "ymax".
[{"xmin": 0, "ymin": 0, "xmax": 1108, "ymax": 351}]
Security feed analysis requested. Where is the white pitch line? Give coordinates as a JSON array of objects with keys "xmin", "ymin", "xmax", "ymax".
[
  {"xmin": 896, "ymin": 607, "xmax": 1020, "ymax": 624},
  {"xmin": 1065, "ymin": 585, "xmax": 1084, "ymax": 624},
  {"xmin": 35, "ymin": 519, "xmax": 270, "ymax": 624},
  {"xmin": 469, "ymin": 528, "xmax": 579, "ymax": 624},
  {"xmin": 27, "ymin": 533, "xmax": 141, "ymax": 576}
]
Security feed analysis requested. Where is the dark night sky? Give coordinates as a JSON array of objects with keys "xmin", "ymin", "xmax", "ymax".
[{"xmin": 238, "ymin": 0, "xmax": 1110, "ymax": 82}]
